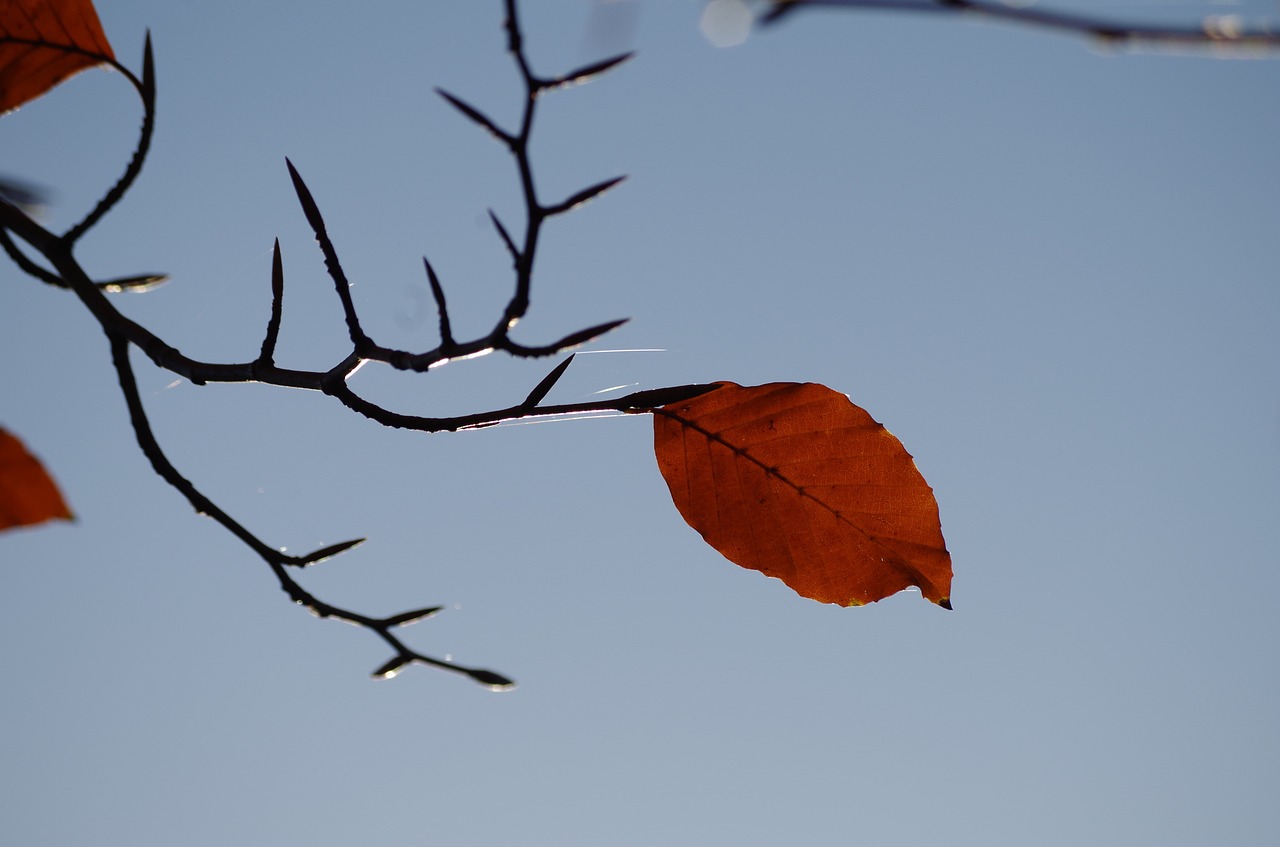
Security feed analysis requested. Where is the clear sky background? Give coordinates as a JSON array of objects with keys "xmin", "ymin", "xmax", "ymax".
[{"xmin": 3, "ymin": 1, "xmax": 1278, "ymax": 845}]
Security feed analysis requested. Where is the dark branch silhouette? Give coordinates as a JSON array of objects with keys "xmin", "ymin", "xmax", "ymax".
[
  {"xmin": 0, "ymin": 0, "xmax": 714, "ymax": 688},
  {"xmin": 8, "ymin": 0, "xmax": 1263, "ymax": 690}
]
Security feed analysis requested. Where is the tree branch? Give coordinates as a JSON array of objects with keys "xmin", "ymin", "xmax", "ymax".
[
  {"xmin": 0, "ymin": 1, "xmax": 696, "ymax": 688},
  {"xmin": 762, "ymin": 0, "xmax": 1280, "ymax": 51}
]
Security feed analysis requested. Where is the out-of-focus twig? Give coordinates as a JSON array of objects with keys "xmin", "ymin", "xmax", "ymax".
[{"xmin": 762, "ymin": 0, "xmax": 1280, "ymax": 52}]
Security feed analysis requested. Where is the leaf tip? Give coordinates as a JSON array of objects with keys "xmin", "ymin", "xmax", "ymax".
[{"xmin": 938, "ymin": 598, "xmax": 953, "ymax": 611}]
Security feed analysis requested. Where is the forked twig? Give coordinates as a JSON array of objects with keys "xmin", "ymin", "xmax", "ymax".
[{"xmin": 0, "ymin": 2, "xmax": 711, "ymax": 687}]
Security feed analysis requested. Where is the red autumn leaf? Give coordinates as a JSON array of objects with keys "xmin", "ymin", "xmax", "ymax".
[
  {"xmin": 653, "ymin": 382, "xmax": 952, "ymax": 608},
  {"xmin": 0, "ymin": 0, "xmax": 115, "ymax": 115},
  {"xmin": 0, "ymin": 427, "xmax": 74, "ymax": 531}
]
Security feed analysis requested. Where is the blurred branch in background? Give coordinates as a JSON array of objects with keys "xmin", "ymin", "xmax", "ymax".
[{"xmin": 757, "ymin": 0, "xmax": 1280, "ymax": 51}]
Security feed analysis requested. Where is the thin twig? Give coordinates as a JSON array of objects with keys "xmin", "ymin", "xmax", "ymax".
[
  {"xmin": 286, "ymin": 159, "xmax": 371, "ymax": 353},
  {"xmin": 422, "ymin": 257, "xmax": 455, "ymax": 351},
  {"xmin": 0, "ymin": 1, "xmax": 684, "ymax": 688},
  {"xmin": 64, "ymin": 33, "xmax": 157, "ymax": 243},
  {"xmin": 108, "ymin": 330, "xmax": 513, "ymax": 688}
]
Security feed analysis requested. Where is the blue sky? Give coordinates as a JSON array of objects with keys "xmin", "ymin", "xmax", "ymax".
[{"xmin": 3, "ymin": 2, "xmax": 1278, "ymax": 845}]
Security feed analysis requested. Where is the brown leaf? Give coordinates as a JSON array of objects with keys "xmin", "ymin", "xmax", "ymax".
[
  {"xmin": 0, "ymin": 427, "xmax": 74, "ymax": 531},
  {"xmin": 654, "ymin": 382, "xmax": 952, "ymax": 608},
  {"xmin": 0, "ymin": 0, "xmax": 115, "ymax": 115}
]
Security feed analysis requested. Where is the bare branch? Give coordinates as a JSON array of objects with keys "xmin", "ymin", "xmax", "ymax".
[
  {"xmin": 0, "ymin": 2, "xmax": 746, "ymax": 689},
  {"xmin": 488, "ymin": 209, "xmax": 520, "ymax": 265},
  {"xmin": 285, "ymin": 159, "xmax": 371, "ymax": 351},
  {"xmin": 1, "ymin": 224, "xmax": 166, "ymax": 292},
  {"xmin": 0, "ymin": 226, "xmax": 61, "ymax": 285},
  {"xmin": 762, "ymin": 0, "xmax": 1280, "ymax": 51},
  {"xmin": 109, "ymin": 334, "xmax": 283, "ymax": 562},
  {"xmin": 110, "ymin": 329, "xmax": 510, "ymax": 686}
]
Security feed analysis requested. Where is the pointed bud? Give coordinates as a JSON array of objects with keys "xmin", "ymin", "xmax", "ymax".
[
  {"xmin": 385, "ymin": 606, "xmax": 445, "ymax": 628},
  {"xmin": 545, "ymin": 176, "xmax": 627, "ymax": 216},
  {"xmin": 523, "ymin": 356, "xmax": 575, "ymax": 408},
  {"xmin": 468, "ymin": 669, "xmax": 516, "ymax": 690},
  {"xmin": 436, "ymin": 89, "xmax": 512, "ymax": 145},
  {"xmin": 297, "ymin": 538, "xmax": 366, "ymax": 566},
  {"xmin": 372, "ymin": 656, "xmax": 411, "ymax": 680},
  {"xmin": 96, "ymin": 273, "xmax": 169, "ymax": 293},
  {"xmin": 544, "ymin": 52, "xmax": 635, "ymax": 91}
]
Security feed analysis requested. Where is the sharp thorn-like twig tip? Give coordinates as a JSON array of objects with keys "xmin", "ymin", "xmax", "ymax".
[
  {"xmin": 422, "ymin": 257, "xmax": 454, "ymax": 347},
  {"xmin": 523, "ymin": 355, "xmax": 575, "ymax": 408},
  {"xmin": 544, "ymin": 51, "xmax": 635, "ymax": 91},
  {"xmin": 384, "ymin": 606, "xmax": 445, "ymax": 628},
  {"xmin": 559, "ymin": 318, "xmax": 628, "ymax": 349},
  {"xmin": 759, "ymin": 0, "xmax": 1280, "ymax": 48},
  {"xmin": 95, "ymin": 273, "xmax": 169, "ymax": 293},
  {"xmin": 504, "ymin": 320, "xmax": 631, "ymax": 356},
  {"xmin": 436, "ymin": 88, "xmax": 513, "ymax": 146},
  {"xmin": 545, "ymin": 176, "xmax": 627, "ymax": 216},
  {"xmin": 488, "ymin": 210, "xmax": 519, "ymax": 263},
  {"xmin": 285, "ymin": 159, "xmax": 325, "ymax": 235},
  {"xmin": 284, "ymin": 160, "xmax": 366, "ymax": 347},
  {"xmin": 295, "ymin": 537, "xmax": 366, "ymax": 567},
  {"xmin": 260, "ymin": 239, "xmax": 284, "ymax": 364},
  {"xmin": 141, "ymin": 31, "xmax": 155, "ymax": 105},
  {"xmin": 372, "ymin": 656, "xmax": 411, "ymax": 680},
  {"xmin": 468, "ymin": 669, "xmax": 517, "ymax": 690}
]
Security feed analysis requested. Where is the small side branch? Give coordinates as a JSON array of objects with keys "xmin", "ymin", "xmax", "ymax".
[
  {"xmin": 108, "ymin": 331, "xmax": 512, "ymax": 689},
  {"xmin": 258, "ymin": 240, "xmax": 285, "ymax": 366},
  {"xmin": 286, "ymin": 160, "xmax": 372, "ymax": 353}
]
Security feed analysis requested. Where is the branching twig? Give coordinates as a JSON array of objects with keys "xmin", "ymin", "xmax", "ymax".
[
  {"xmin": 762, "ymin": 0, "xmax": 1280, "ymax": 51},
  {"xmin": 110, "ymin": 332, "xmax": 515, "ymax": 687},
  {"xmin": 433, "ymin": 0, "xmax": 634, "ymax": 341},
  {"xmin": 0, "ymin": 3, "xmax": 710, "ymax": 688}
]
